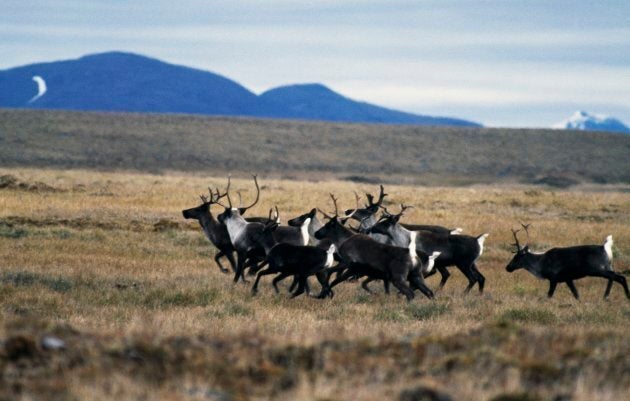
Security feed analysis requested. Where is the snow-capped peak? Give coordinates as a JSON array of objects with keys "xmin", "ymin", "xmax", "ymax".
[{"xmin": 552, "ymin": 111, "xmax": 629, "ymax": 134}]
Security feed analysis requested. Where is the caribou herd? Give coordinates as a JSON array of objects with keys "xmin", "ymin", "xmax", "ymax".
[{"xmin": 182, "ymin": 176, "xmax": 629, "ymax": 301}]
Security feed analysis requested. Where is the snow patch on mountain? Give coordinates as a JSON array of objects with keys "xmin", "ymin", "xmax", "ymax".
[
  {"xmin": 553, "ymin": 111, "xmax": 629, "ymax": 133},
  {"xmin": 29, "ymin": 76, "xmax": 47, "ymax": 103}
]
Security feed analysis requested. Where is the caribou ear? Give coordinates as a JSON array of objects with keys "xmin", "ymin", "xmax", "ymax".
[
  {"xmin": 309, "ymin": 208, "xmax": 317, "ymax": 218},
  {"xmin": 393, "ymin": 214, "xmax": 402, "ymax": 223},
  {"xmin": 238, "ymin": 207, "xmax": 248, "ymax": 215},
  {"xmin": 522, "ymin": 245, "xmax": 529, "ymax": 253}
]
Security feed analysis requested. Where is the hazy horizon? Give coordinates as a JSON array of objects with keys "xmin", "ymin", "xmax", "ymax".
[{"xmin": 2, "ymin": 1, "xmax": 629, "ymax": 128}]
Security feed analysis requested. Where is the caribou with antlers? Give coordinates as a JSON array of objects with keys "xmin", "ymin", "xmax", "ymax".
[
  {"xmin": 369, "ymin": 204, "xmax": 488, "ymax": 293},
  {"xmin": 182, "ymin": 182, "xmax": 266, "ymax": 274},
  {"xmin": 507, "ymin": 224, "xmax": 629, "ymax": 300},
  {"xmin": 210, "ymin": 175, "xmax": 271, "ymax": 283},
  {"xmin": 344, "ymin": 185, "xmax": 461, "ymax": 236},
  {"xmin": 315, "ymin": 194, "xmax": 437, "ymax": 301}
]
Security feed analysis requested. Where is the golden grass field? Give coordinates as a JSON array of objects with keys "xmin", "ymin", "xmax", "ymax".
[{"xmin": 1, "ymin": 167, "xmax": 629, "ymax": 401}]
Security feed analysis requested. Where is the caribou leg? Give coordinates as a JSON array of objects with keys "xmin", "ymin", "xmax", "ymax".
[
  {"xmin": 456, "ymin": 264, "xmax": 478, "ymax": 294},
  {"xmin": 233, "ymin": 252, "xmax": 248, "ymax": 283},
  {"xmin": 471, "ymin": 263, "xmax": 485, "ymax": 293},
  {"xmin": 251, "ymin": 267, "xmax": 279, "ymax": 295},
  {"xmin": 214, "ymin": 251, "xmax": 230, "ymax": 274},
  {"xmin": 592, "ymin": 270, "xmax": 630, "ymax": 299},
  {"xmin": 566, "ymin": 280, "xmax": 580, "ymax": 300},
  {"xmin": 390, "ymin": 275, "xmax": 415, "ymax": 302},
  {"xmin": 547, "ymin": 281, "xmax": 557, "ymax": 298},
  {"xmin": 272, "ymin": 272, "xmax": 292, "ymax": 294}
]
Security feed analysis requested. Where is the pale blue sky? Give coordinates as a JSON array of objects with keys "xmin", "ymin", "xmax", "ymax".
[{"xmin": 2, "ymin": 0, "xmax": 629, "ymax": 127}]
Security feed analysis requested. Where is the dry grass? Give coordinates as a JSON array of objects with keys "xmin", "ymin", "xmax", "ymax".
[{"xmin": 1, "ymin": 167, "xmax": 629, "ymax": 401}]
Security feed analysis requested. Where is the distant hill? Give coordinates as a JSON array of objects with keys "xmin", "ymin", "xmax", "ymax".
[
  {"xmin": 0, "ymin": 52, "xmax": 480, "ymax": 127},
  {"xmin": 260, "ymin": 83, "xmax": 477, "ymax": 126},
  {"xmin": 1, "ymin": 109, "xmax": 628, "ymax": 186},
  {"xmin": 553, "ymin": 111, "xmax": 629, "ymax": 134},
  {"xmin": 0, "ymin": 52, "xmax": 266, "ymax": 116}
]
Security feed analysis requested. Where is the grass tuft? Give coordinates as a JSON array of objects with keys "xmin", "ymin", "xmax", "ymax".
[
  {"xmin": 0, "ymin": 223, "xmax": 28, "ymax": 238},
  {"xmin": 406, "ymin": 303, "xmax": 450, "ymax": 320},
  {"xmin": 499, "ymin": 308, "xmax": 556, "ymax": 325}
]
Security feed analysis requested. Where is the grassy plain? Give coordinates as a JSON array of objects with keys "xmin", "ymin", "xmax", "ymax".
[{"xmin": 0, "ymin": 168, "xmax": 629, "ymax": 401}]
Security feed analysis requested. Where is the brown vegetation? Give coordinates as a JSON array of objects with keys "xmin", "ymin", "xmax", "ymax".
[{"xmin": 0, "ymin": 168, "xmax": 629, "ymax": 400}]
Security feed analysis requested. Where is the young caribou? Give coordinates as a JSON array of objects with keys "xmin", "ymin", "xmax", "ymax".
[
  {"xmin": 506, "ymin": 225, "xmax": 629, "ymax": 300},
  {"xmin": 250, "ymin": 214, "xmax": 335, "ymax": 298}
]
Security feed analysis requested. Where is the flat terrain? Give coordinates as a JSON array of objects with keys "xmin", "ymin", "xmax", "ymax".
[
  {"xmin": 1, "ymin": 168, "xmax": 629, "ymax": 401},
  {"xmin": 1, "ymin": 109, "xmax": 629, "ymax": 185}
]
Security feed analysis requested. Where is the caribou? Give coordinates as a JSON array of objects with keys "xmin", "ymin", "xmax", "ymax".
[
  {"xmin": 182, "ymin": 175, "xmax": 623, "ymax": 304},
  {"xmin": 506, "ymin": 225, "xmax": 629, "ymax": 300},
  {"xmin": 369, "ymin": 205, "xmax": 488, "ymax": 293},
  {"xmin": 250, "ymin": 211, "xmax": 335, "ymax": 298},
  {"xmin": 182, "ymin": 184, "xmax": 264, "ymax": 274},
  {"xmin": 213, "ymin": 176, "xmax": 270, "ymax": 283},
  {"xmin": 315, "ymin": 194, "xmax": 436, "ymax": 301}
]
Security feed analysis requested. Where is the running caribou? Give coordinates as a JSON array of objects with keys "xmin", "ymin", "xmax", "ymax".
[
  {"xmin": 250, "ymin": 211, "xmax": 335, "ymax": 298},
  {"xmin": 182, "ymin": 183, "xmax": 263, "ymax": 274},
  {"xmin": 506, "ymin": 225, "xmax": 629, "ymax": 300},
  {"xmin": 315, "ymin": 194, "xmax": 437, "ymax": 301},
  {"xmin": 370, "ymin": 205, "xmax": 488, "ymax": 293}
]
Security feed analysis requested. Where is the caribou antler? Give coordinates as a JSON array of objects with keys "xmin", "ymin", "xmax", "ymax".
[
  {"xmin": 316, "ymin": 193, "xmax": 339, "ymax": 220},
  {"xmin": 380, "ymin": 206, "xmax": 394, "ymax": 218},
  {"xmin": 365, "ymin": 185, "xmax": 388, "ymax": 207},
  {"xmin": 399, "ymin": 203, "xmax": 414, "ymax": 215},
  {"xmin": 267, "ymin": 208, "xmax": 274, "ymax": 223},
  {"xmin": 274, "ymin": 206, "xmax": 281, "ymax": 223},
  {"xmin": 329, "ymin": 193, "xmax": 340, "ymax": 216},
  {"xmin": 317, "ymin": 208, "xmax": 334, "ymax": 220},
  {"xmin": 241, "ymin": 175, "xmax": 260, "ymax": 211},
  {"xmin": 520, "ymin": 222, "xmax": 531, "ymax": 243},
  {"xmin": 224, "ymin": 176, "xmax": 233, "ymax": 208},
  {"xmin": 510, "ymin": 228, "xmax": 522, "ymax": 253},
  {"xmin": 376, "ymin": 185, "xmax": 388, "ymax": 206},
  {"xmin": 211, "ymin": 179, "xmax": 232, "ymax": 208},
  {"xmin": 341, "ymin": 191, "xmax": 361, "ymax": 220},
  {"xmin": 365, "ymin": 193, "xmax": 374, "ymax": 207}
]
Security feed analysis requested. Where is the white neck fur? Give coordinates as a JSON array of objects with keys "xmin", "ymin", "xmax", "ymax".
[
  {"xmin": 300, "ymin": 218, "xmax": 311, "ymax": 246},
  {"xmin": 325, "ymin": 244, "xmax": 336, "ymax": 268},
  {"xmin": 409, "ymin": 231, "xmax": 418, "ymax": 266},
  {"xmin": 426, "ymin": 251, "xmax": 441, "ymax": 273}
]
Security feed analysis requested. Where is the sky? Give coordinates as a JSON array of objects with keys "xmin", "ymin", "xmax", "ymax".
[{"xmin": 1, "ymin": 0, "xmax": 629, "ymax": 127}]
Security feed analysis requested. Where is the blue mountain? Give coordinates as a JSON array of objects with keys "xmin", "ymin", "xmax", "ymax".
[
  {"xmin": 0, "ymin": 51, "xmax": 481, "ymax": 126},
  {"xmin": 260, "ymin": 83, "xmax": 477, "ymax": 126},
  {"xmin": 0, "ymin": 52, "xmax": 265, "ymax": 116}
]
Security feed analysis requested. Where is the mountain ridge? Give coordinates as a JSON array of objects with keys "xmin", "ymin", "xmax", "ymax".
[{"xmin": 0, "ymin": 51, "xmax": 480, "ymax": 127}]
